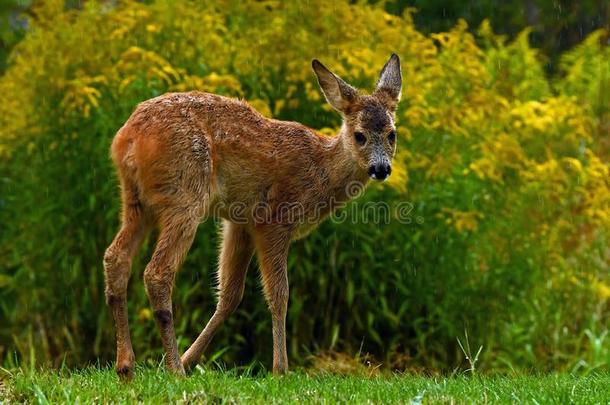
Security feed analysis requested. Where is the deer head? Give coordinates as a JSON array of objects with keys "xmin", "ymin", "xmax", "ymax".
[{"xmin": 312, "ymin": 54, "xmax": 402, "ymax": 181}]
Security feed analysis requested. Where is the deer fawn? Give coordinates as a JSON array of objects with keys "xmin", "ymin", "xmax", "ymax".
[{"xmin": 103, "ymin": 54, "xmax": 402, "ymax": 379}]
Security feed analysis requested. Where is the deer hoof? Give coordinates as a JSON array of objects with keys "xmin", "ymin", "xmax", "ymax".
[
  {"xmin": 167, "ymin": 360, "xmax": 186, "ymax": 377},
  {"xmin": 116, "ymin": 364, "xmax": 134, "ymax": 381}
]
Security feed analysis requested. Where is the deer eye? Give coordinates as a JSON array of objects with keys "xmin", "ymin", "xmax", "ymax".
[
  {"xmin": 354, "ymin": 131, "xmax": 366, "ymax": 145},
  {"xmin": 388, "ymin": 130, "xmax": 396, "ymax": 144}
]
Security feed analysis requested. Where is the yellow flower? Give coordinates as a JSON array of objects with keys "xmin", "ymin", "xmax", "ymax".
[
  {"xmin": 146, "ymin": 24, "xmax": 160, "ymax": 33},
  {"xmin": 138, "ymin": 308, "xmax": 152, "ymax": 322},
  {"xmin": 442, "ymin": 209, "xmax": 483, "ymax": 233}
]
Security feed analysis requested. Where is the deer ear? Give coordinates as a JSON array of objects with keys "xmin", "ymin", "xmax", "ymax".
[
  {"xmin": 312, "ymin": 59, "xmax": 358, "ymax": 114},
  {"xmin": 374, "ymin": 53, "xmax": 402, "ymax": 110}
]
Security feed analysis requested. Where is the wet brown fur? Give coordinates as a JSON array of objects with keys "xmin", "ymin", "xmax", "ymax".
[{"xmin": 103, "ymin": 55, "xmax": 402, "ymax": 379}]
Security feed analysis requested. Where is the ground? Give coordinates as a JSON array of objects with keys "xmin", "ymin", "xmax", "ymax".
[{"xmin": 2, "ymin": 366, "xmax": 610, "ymax": 404}]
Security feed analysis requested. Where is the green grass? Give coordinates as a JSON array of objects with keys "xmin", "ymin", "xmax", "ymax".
[{"xmin": 3, "ymin": 366, "xmax": 610, "ymax": 404}]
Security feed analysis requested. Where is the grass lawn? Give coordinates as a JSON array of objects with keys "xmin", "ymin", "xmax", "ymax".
[{"xmin": 2, "ymin": 366, "xmax": 610, "ymax": 404}]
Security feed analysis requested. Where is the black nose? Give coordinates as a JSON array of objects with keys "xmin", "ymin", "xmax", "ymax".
[{"xmin": 368, "ymin": 163, "xmax": 392, "ymax": 180}]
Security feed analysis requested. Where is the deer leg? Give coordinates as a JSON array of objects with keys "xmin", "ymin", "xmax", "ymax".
[
  {"xmin": 143, "ymin": 212, "xmax": 198, "ymax": 375},
  {"xmin": 182, "ymin": 220, "xmax": 253, "ymax": 369},
  {"xmin": 253, "ymin": 227, "xmax": 291, "ymax": 374},
  {"xmin": 104, "ymin": 192, "xmax": 150, "ymax": 380}
]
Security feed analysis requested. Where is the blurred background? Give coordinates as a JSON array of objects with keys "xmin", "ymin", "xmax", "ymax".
[{"xmin": 0, "ymin": 0, "xmax": 608, "ymax": 373}]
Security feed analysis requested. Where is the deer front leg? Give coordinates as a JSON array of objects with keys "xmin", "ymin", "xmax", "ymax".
[
  {"xmin": 143, "ymin": 213, "xmax": 198, "ymax": 375},
  {"xmin": 253, "ymin": 226, "xmax": 291, "ymax": 375},
  {"xmin": 181, "ymin": 220, "xmax": 254, "ymax": 369}
]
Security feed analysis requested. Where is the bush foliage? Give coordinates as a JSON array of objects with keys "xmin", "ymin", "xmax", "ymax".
[{"xmin": 0, "ymin": 0, "xmax": 609, "ymax": 372}]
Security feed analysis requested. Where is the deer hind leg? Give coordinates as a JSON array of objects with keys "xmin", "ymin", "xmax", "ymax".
[
  {"xmin": 143, "ymin": 209, "xmax": 199, "ymax": 375},
  {"xmin": 252, "ymin": 226, "xmax": 291, "ymax": 374},
  {"xmin": 182, "ymin": 220, "xmax": 254, "ymax": 369},
  {"xmin": 104, "ymin": 180, "xmax": 151, "ymax": 380}
]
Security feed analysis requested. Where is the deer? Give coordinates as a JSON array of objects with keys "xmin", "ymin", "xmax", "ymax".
[{"xmin": 103, "ymin": 54, "xmax": 402, "ymax": 380}]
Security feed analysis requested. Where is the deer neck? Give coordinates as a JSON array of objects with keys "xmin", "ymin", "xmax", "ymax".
[{"xmin": 323, "ymin": 125, "xmax": 370, "ymax": 203}]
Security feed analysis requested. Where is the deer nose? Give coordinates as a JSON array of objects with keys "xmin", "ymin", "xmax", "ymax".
[{"xmin": 368, "ymin": 163, "xmax": 391, "ymax": 180}]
